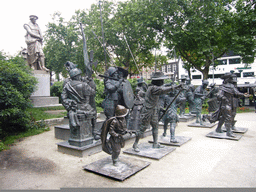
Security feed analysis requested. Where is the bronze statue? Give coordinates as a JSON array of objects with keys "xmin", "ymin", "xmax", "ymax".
[
  {"xmin": 193, "ymin": 80, "xmax": 209, "ymax": 125},
  {"xmin": 128, "ymin": 79, "xmax": 148, "ymax": 131},
  {"xmin": 178, "ymin": 75, "xmax": 187, "ymax": 117},
  {"xmin": 61, "ymin": 62, "xmax": 96, "ymax": 146},
  {"xmin": 101, "ymin": 105, "xmax": 134, "ymax": 165},
  {"xmin": 102, "ymin": 67, "xmax": 125, "ymax": 119},
  {"xmin": 204, "ymin": 72, "xmax": 244, "ymax": 137},
  {"xmin": 185, "ymin": 77, "xmax": 195, "ymax": 114},
  {"xmin": 162, "ymin": 84, "xmax": 185, "ymax": 143},
  {"xmin": 207, "ymin": 83, "xmax": 220, "ymax": 113},
  {"xmin": 23, "ymin": 15, "xmax": 49, "ymax": 71},
  {"xmin": 132, "ymin": 72, "xmax": 182, "ymax": 152}
]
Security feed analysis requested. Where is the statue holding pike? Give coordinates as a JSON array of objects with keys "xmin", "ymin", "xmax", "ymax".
[{"xmin": 61, "ymin": 23, "xmax": 99, "ymax": 146}]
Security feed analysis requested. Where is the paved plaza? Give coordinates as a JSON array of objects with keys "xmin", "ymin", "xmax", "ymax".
[{"xmin": 0, "ymin": 112, "xmax": 256, "ymax": 189}]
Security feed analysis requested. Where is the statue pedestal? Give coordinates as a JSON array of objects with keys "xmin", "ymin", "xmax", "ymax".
[{"xmin": 30, "ymin": 70, "xmax": 61, "ymax": 107}]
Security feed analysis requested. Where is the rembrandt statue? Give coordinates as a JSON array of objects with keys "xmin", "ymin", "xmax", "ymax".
[
  {"xmin": 23, "ymin": 15, "xmax": 49, "ymax": 71},
  {"xmin": 61, "ymin": 62, "xmax": 96, "ymax": 147}
]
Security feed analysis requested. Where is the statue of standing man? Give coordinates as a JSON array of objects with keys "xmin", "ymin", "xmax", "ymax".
[{"xmin": 23, "ymin": 15, "xmax": 49, "ymax": 71}]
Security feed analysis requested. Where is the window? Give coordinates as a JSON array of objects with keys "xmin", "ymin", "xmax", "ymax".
[
  {"xmin": 192, "ymin": 75, "xmax": 202, "ymax": 79},
  {"xmin": 167, "ymin": 65, "xmax": 172, "ymax": 72},
  {"xmin": 162, "ymin": 66, "xmax": 166, "ymax": 73},
  {"xmin": 243, "ymin": 72, "xmax": 254, "ymax": 77},
  {"xmin": 229, "ymin": 58, "xmax": 241, "ymax": 64},
  {"xmin": 173, "ymin": 64, "xmax": 177, "ymax": 72},
  {"xmin": 217, "ymin": 59, "xmax": 227, "ymax": 65}
]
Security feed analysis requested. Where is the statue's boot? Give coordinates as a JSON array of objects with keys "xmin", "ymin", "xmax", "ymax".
[
  {"xmin": 231, "ymin": 120, "xmax": 237, "ymax": 131},
  {"xmin": 132, "ymin": 132, "xmax": 141, "ymax": 152},
  {"xmin": 152, "ymin": 130, "xmax": 163, "ymax": 148},
  {"xmin": 163, "ymin": 123, "xmax": 167, "ymax": 137},
  {"xmin": 215, "ymin": 118, "xmax": 224, "ymax": 133},
  {"xmin": 226, "ymin": 123, "xmax": 235, "ymax": 137},
  {"xmin": 170, "ymin": 123, "xmax": 178, "ymax": 143}
]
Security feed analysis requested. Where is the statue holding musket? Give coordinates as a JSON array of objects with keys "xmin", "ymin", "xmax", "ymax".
[
  {"xmin": 128, "ymin": 78, "xmax": 148, "ymax": 131},
  {"xmin": 178, "ymin": 75, "xmax": 188, "ymax": 117},
  {"xmin": 185, "ymin": 77, "xmax": 195, "ymax": 114},
  {"xmin": 162, "ymin": 82, "xmax": 185, "ymax": 143},
  {"xmin": 193, "ymin": 80, "xmax": 209, "ymax": 125},
  {"xmin": 132, "ymin": 72, "xmax": 182, "ymax": 152},
  {"xmin": 203, "ymin": 72, "xmax": 244, "ymax": 137}
]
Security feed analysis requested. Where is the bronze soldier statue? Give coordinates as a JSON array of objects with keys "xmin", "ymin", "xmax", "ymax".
[
  {"xmin": 128, "ymin": 79, "xmax": 148, "ymax": 131},
  {"xmin": 61, "ymin": 62, "xmax": 96, "ymax": 146},
  {"xmin": 132, "ymin": 72, "xmax": 182, "ymax": 152},
  {"xmin": 101, "ymin": 105, "xmax": 134, "ymax": 166},
  {"xmin": 203, "ymin": 72, "xmax": 244, "ymax": 137},
  {"xmin": 178, "ymin": 75, "xmax": 187, "ymax": 117},
  {"xmin": 162, "ymin": 84, "xmax": 185, "ymax": 143},
  {"xmin": 193, "ymin": 80, "xmax": 209, "ymax": 125},
  {"xmin": 207, "ymin": 83, "xmax": 220, "ymax": 113},
  {"xmin": 185, "ymin": 77, "xmax": 195, "ymax": 114}
]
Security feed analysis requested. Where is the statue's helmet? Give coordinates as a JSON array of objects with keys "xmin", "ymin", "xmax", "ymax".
[
  {"xmin": 151, "ymin": 72, "xmax": 169, "ymax": 80},
  {"xmin": 107, "ymin": 67, "xmax": 118, "ymax": 76},
  {"xmin": 221, "ymin": 72, "xmax": 233, "ymax": 81},
  {"xmin": 69, "ymin": 68, "xmax": 82, "ymax": 78},
  {"xmin": 115, "ymin": 105, "xmax": 129, "ymax": 117}
]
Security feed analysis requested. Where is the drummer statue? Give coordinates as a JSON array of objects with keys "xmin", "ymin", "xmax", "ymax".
[
  {"xmin": 61, "ymin": 62, "xmax": 96, "ymax": 147},
  {"xmin": 203, "ymin": 72, "xmax": 244, "ymax": 137},
  {"xmin": 132, "ymin": 72, "xmax": 182, "ymax": 152},
  {"xmin": 193, "ymin": 80, "xmax": 209, "ymax": 125}
]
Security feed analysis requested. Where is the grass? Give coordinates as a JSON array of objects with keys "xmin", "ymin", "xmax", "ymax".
[
  {"xmin": 26, "ymin": 106, "xmax": 67, "ymax": 121},
  {"xmin": 0, "ymin": 126, "xmax": 50, "ymax": 151}
]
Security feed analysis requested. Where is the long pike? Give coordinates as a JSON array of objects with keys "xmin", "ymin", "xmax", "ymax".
[{"xmin": 80, "ymin": 23, "xmax": 92, "ymax": 78}]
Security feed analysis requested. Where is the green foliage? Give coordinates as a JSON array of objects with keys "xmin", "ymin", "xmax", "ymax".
[
  {"xmin": 0, "ymin": 52, "xmax": 38, "ymax": 139},
  {"xmin": 50, "ymin": 81, "xmax": 64, "ymax": 102},
  {"xmin": 26, "ymin": 107, "xmax": 66, "ymax": 121},
  {"xmin": 94, "ymin": 78, "xmax": 105, "ymax": 109}
]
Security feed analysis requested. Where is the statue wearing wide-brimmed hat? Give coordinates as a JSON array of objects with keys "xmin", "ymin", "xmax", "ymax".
[
  {"xmin": 203, "ymin": 72, "xmax": 244, "ymax": 137},
  {"xmin": 132, "ymin": 72, "xmax": 182, "ymax": 152}
]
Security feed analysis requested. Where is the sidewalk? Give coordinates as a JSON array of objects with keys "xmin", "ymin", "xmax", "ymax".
[{"xmin": 0, "ymin": 112, "xmax": 256, "ymax": 189}]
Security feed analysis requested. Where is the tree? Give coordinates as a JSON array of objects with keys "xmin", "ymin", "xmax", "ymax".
[
  {"xmin": 132, "ymin": 0, "xmax": 255, "ymax": 79},
  {"xmin": 44, "ymin": 13, "xmax": 81, "ymax": 80}
]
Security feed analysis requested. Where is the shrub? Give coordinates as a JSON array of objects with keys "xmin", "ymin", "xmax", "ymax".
[
  {"xmin": 50, "ymin": 81, "xmax": 64, "ymax": 102},
  {"xmin": 0, "ymin": 53, "xmax": 37, "ymax": 139}
]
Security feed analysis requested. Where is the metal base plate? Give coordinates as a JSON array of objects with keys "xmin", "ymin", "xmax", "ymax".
[
  {"xmin": 83, "ymin": 156, "xmax": 150, "ymax": 181},
  {"xmin": 179, "ymin": 115, "xmax": 196, "ymax": 122},
  {"xmin": 222, "ymin": 127, "xmax": 248, "ymax": 134},
  {"xmin": 149, "ymin": 135, "xmax": 192, "ymax": 147},
  {"xmin": 188, "ymin": 122, "xmax": 217, "ymax": 128},
  {"xmin": 206, "ymin": 131, "xmax": 243, "ymax": 141},
  {"xmin": 123, "ymin": 143, "xmax": 176, "ymax": 160}
]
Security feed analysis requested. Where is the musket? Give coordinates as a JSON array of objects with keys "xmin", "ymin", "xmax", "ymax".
[
  {"xmin": 158, "ymin": 88, "xmax": 183, "ymax": 122},
  {"xmin": 99, "ymin": 74, "xmax": 119, "ymax": 81},
  {"xmin": 80, "ymin": 23, "xmax": 92, "ymax": 78}
]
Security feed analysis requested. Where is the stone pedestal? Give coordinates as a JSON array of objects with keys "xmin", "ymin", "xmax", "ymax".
[
  {"xmin": 179, "ymin": 114, "xmax": 196, "ymax": 122},
  {"xmin": 30, "ymin": 70, "xmax": 60, "ymax": 107}
]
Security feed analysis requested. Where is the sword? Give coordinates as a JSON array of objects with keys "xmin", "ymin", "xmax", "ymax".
[{"xmin": 80, "ymin": 23, "xmax": 92, "ymax": 78}]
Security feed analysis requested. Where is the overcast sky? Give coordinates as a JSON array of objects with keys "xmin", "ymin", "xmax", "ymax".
[{"xmin": 0, "ymin": 0, "xmax": 121, "ymax": 56}]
